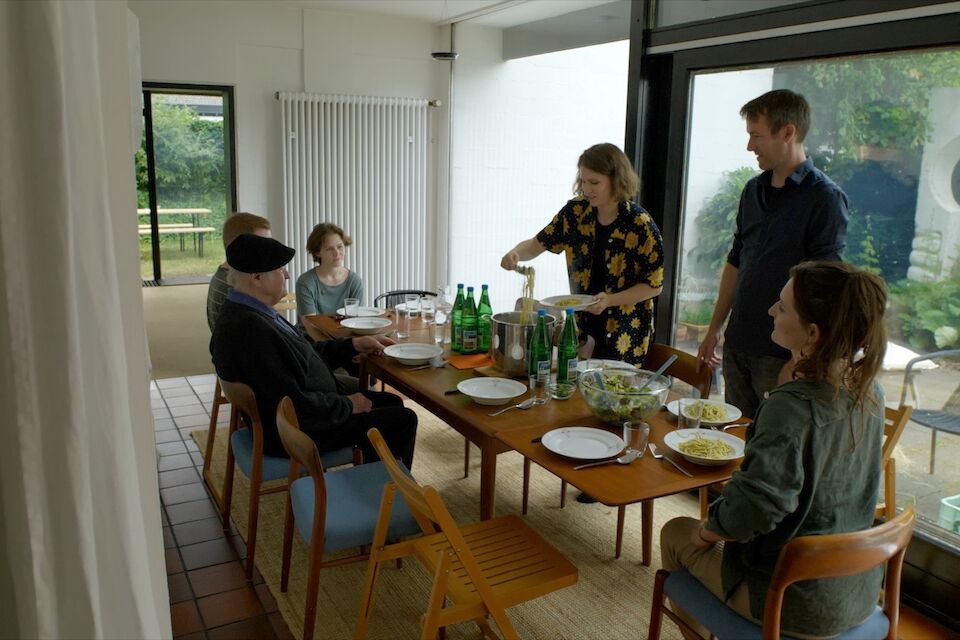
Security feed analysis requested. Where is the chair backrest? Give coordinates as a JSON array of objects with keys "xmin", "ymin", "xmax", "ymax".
[
  {"xmin": 882, "ymin": 405, "xmax": 912, "ymax": 462},
  {"xmin": 373, "ymin": 289, "xmax": 436, "ymax": 309},
  {"xmin": 645, "ymin": 343, "xmax": 711, "ymax": 399},
  {"xmin": 276, "ymin": 397, "xmax": 324, "ymax": 480},
  {"xmin": 763, "ymin": 507, "xmax": 916, "ymax": 640},
  {"xmin": 365, "ymin": 428, "xmax": 438, "ymax": 535},
  {"xmin": 218, "ymin": 378, "xmax": 267, "ymax": 456}
]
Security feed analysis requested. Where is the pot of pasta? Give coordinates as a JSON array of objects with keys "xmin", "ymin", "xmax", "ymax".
[{"xmin": 490, "ymin": 311, "xmax": 557, "ymax": 377}]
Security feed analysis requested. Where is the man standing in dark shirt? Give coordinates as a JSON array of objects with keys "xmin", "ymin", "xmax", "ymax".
[
  {"xmin": 211, "ymin": 233, "xmax": 417, "ymax": 468},
  {"xmin": 696, "ymin": 90, "xmax": 848, "ymax": 419}
]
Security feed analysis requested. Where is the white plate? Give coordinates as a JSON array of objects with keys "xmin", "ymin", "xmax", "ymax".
[
  {"xmin": 457, "ymin": 378, "xmax": 527, "ymax": 406},
  {"xmin": 336, "ymin": 306, "xmax": 386, "ymax": 318},
  {"xmin": 541, "ymin": 426, "xmax": 625, "ymax": 461},
  {"xmin": 665, "ymin": 400, "xmax": 742, "ymax": 426},
  {"xmin": 540, "ymin": 294, "xmax": 596, "ymax": 311},
  {"xmin": 383, "ymin": 343, "xmax": 444, "ymax": 366},
  {"xmin": 664, "ymin": 429, "xmax": 745, "ymax": 466},
  {"xmin": 576, "ymin": 359, "xmax": 638, "ymax": 373},
  {"xmin": 340, "ymin": 317, "xmax": 392, "ymax": 335}
]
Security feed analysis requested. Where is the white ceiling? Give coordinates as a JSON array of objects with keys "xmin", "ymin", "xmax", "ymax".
[{"xmin": 269, "ymin": 0, "xmax": 621, "ymax": 28}]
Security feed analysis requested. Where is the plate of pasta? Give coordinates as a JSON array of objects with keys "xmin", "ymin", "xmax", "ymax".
[
  {"xmin": 663, "ymin": 429, "xmax": 744, "ymax": 466},
  {"xmin": 665, "ymin": 399, "xmax": 741, "ymax": 426},
  {"xmin": 540, "ymin": 294, "xmax": 596, "ymax": 311}
]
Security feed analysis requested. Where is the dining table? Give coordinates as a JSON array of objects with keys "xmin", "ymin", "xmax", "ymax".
[{"xmin": 301, "ymin": 311, "xmax": 746, "ymax": 564}]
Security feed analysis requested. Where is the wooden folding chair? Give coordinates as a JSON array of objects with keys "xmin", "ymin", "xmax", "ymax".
[
  {"xmin": 877, "ymin": 405, "xmax": 912, "ymax": 521},
  {"xmin": 649, "ymin": 507, "xmax": 916, "ymax": 640},
  {"xmin": 355, "ymin": 428, "xmax": 578, "ymax": 640}
]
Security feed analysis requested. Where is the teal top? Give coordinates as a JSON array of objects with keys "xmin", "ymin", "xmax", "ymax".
[
  {"xmin": 295, "ymin": 268, "xmax": 364, "ymax": 321},
  {"xmin": 706, "ymin": 378, "xmax": 884, "ymax": 637}
]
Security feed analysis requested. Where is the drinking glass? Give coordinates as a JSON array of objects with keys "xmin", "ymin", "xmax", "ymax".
[
  {"xmin": 394, "ymin": 303, "xmax": 409, "ymax": 339},
  {"xmin": 421, "ymin": 297, "xmax": 438, "ymax": 343},
  {"xmin": 403, "ymin": 293, "xmax": 420, "ymax": 319},
  {"xmin": 437, "ymin": 285, "xmax": 454, "ymax": 344},
  {"xmin": 623, "ymin": 421, "xmax": 649, "ymax": 457},
  {"xmin": 678, "ymin": 392, "xmax": 703, "ymax": 430},
  {"xmin": 344, "ymin": 297, "xmax": 360, "ymax": 317}
]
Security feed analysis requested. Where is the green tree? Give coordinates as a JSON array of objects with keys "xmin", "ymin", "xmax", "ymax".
[{"xmin": 687, "ymin": 166, "xmax": 757, "ymax": 279}]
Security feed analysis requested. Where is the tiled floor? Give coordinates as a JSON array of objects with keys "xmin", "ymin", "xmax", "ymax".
[
  {"xmin": 154, "ymin": 374, "xmax": 294, "ymax": 640},
  {"xmin": 153, "ymin": 375, "xmax": 958, "ymax": 640}
]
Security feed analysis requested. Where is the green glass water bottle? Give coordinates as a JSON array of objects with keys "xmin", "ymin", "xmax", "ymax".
[
  {"xmin": 557, "ymin": 308, "xmax": 579, "ymax": 385},
  {"xmin": 461, "ymin": 287, "xmax": 479, "ymax": 354},
  {"xmin": 527, "ymin": 309, "xmax": 552, "ymax": 403},
  {"xmin": 477, "ymin": 284, "xmax": 493, "ymax": 353},
  {"xmin": 451, "ymin": 283, "xmax": 465, "ymax": 352}
]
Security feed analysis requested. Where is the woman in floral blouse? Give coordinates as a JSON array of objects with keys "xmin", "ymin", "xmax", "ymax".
[{"xmin": 500, "ymin": 143, "xmax": 664, "ymax": 365}]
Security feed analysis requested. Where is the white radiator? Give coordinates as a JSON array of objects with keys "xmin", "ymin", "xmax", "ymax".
[{"xmin": 279, "ymin": 92, "xmax": 430, "ymax": 312}]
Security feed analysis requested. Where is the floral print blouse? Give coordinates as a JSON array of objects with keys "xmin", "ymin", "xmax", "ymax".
[{"xmin": 536, "ymin": 197, "xmax": 664, "ymax": 364}]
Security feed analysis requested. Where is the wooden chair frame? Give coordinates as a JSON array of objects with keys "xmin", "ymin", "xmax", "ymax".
[
  {"xmin": 201, "ymin": 378, "xmax": 230, "ymax": 510},
  {"xmin": 877, "ymin": 405, "xmax": 911, "ymax": 521},
  {"xmin": 648, "ymin": 507, "xmax": 916, "ymax": 640},
  {"xmin": 355, "ymin": 428, "xmax": 578, "ymax": 640},
  {"xmin": 276, "ymin": 397, "xmax": 366, "ymax": 640},
  {"xmin": 521, "ymin": 343, "xmax": 713, "ymax": 562}
]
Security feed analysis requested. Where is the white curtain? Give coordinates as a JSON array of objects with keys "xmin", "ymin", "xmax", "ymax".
[{"xmin": 0, "ymin": 2, "xmax": 170, "ymax": 638}]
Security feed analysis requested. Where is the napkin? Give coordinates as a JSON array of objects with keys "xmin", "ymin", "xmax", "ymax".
[{"xmin": 448, "ymin": 353, "xmax": 495, "ymax": 370}]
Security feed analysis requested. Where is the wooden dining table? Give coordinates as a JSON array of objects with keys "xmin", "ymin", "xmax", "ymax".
[{"xmin": 301, "ymin": 312, "xmax": 745, "ymax": 563}]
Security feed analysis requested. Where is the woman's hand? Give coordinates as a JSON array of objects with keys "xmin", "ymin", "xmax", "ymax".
[
  {"xmin": 585, "ymin": 292, "xmax": 609, "ymax": 315},
  {"xmin": 500, "ymin": 250, "xmax": 520, "ymax": 271}
]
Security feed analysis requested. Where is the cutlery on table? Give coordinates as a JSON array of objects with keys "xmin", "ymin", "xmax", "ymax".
[
  {"xmin": 488, "ymin": 397, "xmax": 536, "ymax": 417},
  {"xmin": 408, "ymin": 356, "xmax": 448, "ymax": 371},
  {"xmin": 573, "ymin": 449, "xmax": 641, "ymax": 471},
  {"xmin": 639, "ymin": 354, "xmax": 677, "ymax": 391},
  {"xmin": 648, "ymin": 443, "xmax": 693, "ymax": 477}
]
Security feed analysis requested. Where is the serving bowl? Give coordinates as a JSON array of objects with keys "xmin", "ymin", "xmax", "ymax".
[{"xmin": 579, "ymin": 365, "xmax": 671, "ymax": 426}]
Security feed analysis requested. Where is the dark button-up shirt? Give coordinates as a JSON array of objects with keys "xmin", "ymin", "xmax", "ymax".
[
  {"xmin": 726, "ymin": 158, "xmax": 848, "ymax": 358},
  {"xmin": 536, "ymin": 198, "xmax": 664, "ymax": 364},
  {"xmin": 706, "ymin": 379, "xmax": 884, "ymax": 637}
]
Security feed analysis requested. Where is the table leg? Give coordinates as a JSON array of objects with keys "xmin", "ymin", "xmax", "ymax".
[
  {"xmin": 479, "ymin": 439, "xmax": 497, "ymax": 520},
  {"xmin": 641, "ymin": 499, "xmax": 653, "ymax": 566}
]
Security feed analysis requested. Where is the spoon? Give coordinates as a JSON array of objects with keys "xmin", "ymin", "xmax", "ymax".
[
  {"xmin": 573, "ymin": 448, "xmax": 641, "ymax": 471},
  {"xmin": 648, "ymin": 443, "xmax": 693, "ymax": 477},
  {"xmin": 488, "ymin": 397, "xmax": 537, "ymax": 417}
]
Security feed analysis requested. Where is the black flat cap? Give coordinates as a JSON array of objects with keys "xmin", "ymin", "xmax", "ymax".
[{"xmin": 226, "ymin": 234, "xmax": 296, "ymax": 273}]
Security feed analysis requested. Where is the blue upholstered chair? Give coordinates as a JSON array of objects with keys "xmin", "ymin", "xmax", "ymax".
[
  {"xmin": 218, "ymin": 379, "xmax": 358, "ymax": 580},
  {"xmin": 647, "ymin": 507, "xmax": 915, "ymax": 640},
  {"xmin": 275, "ymin": 397, "xmax": 420, "ymax": 640}
]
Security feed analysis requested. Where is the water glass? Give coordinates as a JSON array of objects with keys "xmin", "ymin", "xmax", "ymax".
[
  {"xmin": 434, "ymin": 308, "xmax": 448, "ymax": 345},
  {"xmin": 344, "ymin": 297, "xmax": 360, "ymax": 317},
  {"xmin": 394, "ymin": 303, "xmax": 410, "ymax": 339},
  {"xmin": 529, "ymin": 373, "xmax": 551, "ymax": 405},
  {"xmin": 623, "ymin": 421, "xmax": 650, "ymax": 457},
  {"xmin": 403, "ymin": 293, "xmax": 420, "ymax": 319},
  {"xmin": 678, "ymin": 397, "xmax": 703, "ymax": 430},
  {"xmin": 421, "ymin": 298, "xmax": 438, "ymax": 343}
]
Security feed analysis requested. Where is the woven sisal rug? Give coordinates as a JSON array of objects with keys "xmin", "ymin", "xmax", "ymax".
[{"xmin": 193, "ymin": 401, "xmax": 692, "ymax": 639}]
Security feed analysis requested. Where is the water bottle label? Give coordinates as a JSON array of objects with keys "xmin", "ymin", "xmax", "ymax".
[
  {"xmin": 536, "ymin": 360, "xmax": 550, "ymax": 380},
  {"xmin": 463, "ymin": 330, "xmax": 477, "ymax": 351},
  {"xmin": 454, "ymin": 327, "xmax": 462, "ymax": 343},
  {"xmin": 565, "ymin": 358, "xmax": 578, "ymax": 382}
]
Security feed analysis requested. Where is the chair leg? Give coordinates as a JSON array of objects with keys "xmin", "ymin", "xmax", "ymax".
[
  {"xmin": 202, "ymin": 380, "xmax": 222, "ymax": 487},
  {"xmin": 421, "ymin": 552, "xmax": 452, "ymax": 640},
  {"xmin": 280, "ymin": 496, "xmax": 295, "ymax": 592},
  {"xmin": 641, "ymin": 499, "xmax": 653, "ymax": 567},
  {"xmin": 354, "ymin": 553, "xmax": 385, "ymax": 639},
  {"xmin": 699, "ymin": 487, "xmax": 709, "ymax": 519},
  {"xmin": 464, "ymin": 437, "xmax": 471, "ymax": 478},
  {"xmin": 615, "ymin": 506, "xmax": 625, "ymax": 559},
  {"xmin": 522, "ymin": 458, "xmax": 531, "ymax": 515},
  {"xmin": 648, "ymin": 569, "xmax": 667, "ymax": 640},
  {"xmin": 302, "ymin": 540, "xmax": 324, "ymax": 640},
  {"xmin": 220, "ymin": 411, "xmax": 238, "ymax": 530},
  {"xmin": 929, "ymin": 428, "xmax": 937, "ymax": 474},
  {"xmin": 244, "ymin": 474, "xmax": 262, "ymax": 580},
  {"xmin": 560, "ymin": 480, "xmax": 567, "ymax": 509}
]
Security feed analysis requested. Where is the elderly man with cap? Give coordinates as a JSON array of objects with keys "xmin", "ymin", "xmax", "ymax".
[{"xmin": 210, "ymin": 233, "xmax": 417, "ymax": 468}]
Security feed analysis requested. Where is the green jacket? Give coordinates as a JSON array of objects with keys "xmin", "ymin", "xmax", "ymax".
[{"xmin": 706, "ymin": 379, "xmax": 884, "ymax": 636}]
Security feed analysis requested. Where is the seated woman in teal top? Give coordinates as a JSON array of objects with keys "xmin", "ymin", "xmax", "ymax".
[
  {"xmin": 295, "ymin": 222, "xmax": 364, "ymax": 321},
  {"xmin": 660, "ymin": 261, "xmax": 889, "ymax": 639}
]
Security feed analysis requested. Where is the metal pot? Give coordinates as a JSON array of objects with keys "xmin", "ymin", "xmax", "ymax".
[{"xmin": 490, "ymin": 311, "xmax": 557, "ymax": 377}]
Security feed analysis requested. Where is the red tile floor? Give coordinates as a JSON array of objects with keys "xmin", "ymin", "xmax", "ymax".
[
  {"xmin": 154, "ymin": 375, "xmax": 956, "ymax": 640},
  {"xmin": 154, "ymin": 375, "xmax": 294, "ymax": 640}
]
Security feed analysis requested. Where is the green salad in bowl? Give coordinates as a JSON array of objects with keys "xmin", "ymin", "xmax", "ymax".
[{"xmin": 579, "ymin": 365, "xmax": 671, "ymax": 426}]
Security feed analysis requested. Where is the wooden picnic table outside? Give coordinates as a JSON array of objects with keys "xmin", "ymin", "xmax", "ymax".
[{"xmin": 137, "ymin": 207, "xmax": 215, "ymax": 256}]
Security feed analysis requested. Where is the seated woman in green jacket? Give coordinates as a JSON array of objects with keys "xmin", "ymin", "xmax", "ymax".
[{"xmin": 660, "ymin": 261, "xmax": 888, "ymax": 639}]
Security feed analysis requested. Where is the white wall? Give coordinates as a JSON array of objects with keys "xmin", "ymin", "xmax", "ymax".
[
  {"xmin": 450, "ymin": 26, "xmax": 630, "ymax": 313},
  {"xmin": 129, "ymin": 0, "xmax": 447, "ymax": 262}
]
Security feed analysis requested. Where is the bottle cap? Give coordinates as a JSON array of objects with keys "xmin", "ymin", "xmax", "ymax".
[
  {"xmin": 457, "ymin": 283, "xmax": 464, "ymax": 288},
  {"xmin": 538, "ymin": 309, "xmax": 546, "ymax": 317},
  {"xmin": 482, "ymin": 284, "xmax": 488, "ymax": 289},
  {"xmin": 467, "ymin": 286, "xmax": 474, "ymax": 292}
]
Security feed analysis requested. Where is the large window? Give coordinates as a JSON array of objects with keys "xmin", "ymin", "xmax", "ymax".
[
  {"xmin": 672, "ymin": 48, "xmax": 960, "ymax": 542},
  {"xmin": 137, "ymin": 84, "xmax": 236, "ymax": 284}
]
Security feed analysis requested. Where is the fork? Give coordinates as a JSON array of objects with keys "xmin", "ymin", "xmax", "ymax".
[{"xmin": 648, "ymin": 443, "xmax": 693, "ymax": 477}]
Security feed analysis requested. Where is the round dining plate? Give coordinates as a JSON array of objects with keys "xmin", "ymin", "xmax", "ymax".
[
  {"xmin": 664, "ymin": 429, "xmax": 744, "ymax": 466},
  {"xmin": 665, "ymin": 399, "xmax": 742, "ymax": 426},
  {"xmin": 541, "ymin": 426, "xmax": 625, "ymax": 460},
  {"xmin": 340, "ymin": 317, "xmax": 392, "ymax": 335},
  {"xmin": 456, "ymin": 378, "xmax": 527, "ymax": 406},
  {"xmin": 383, "ymin": 343, "xmax": 444, "ymax": 366},
  {"xmin": 539, "ymin": 294, "xmax": 596, "ymax": 311},
  {"xmin": 336, "ymin": 306, "xmax": 385, "ymax": 318}
]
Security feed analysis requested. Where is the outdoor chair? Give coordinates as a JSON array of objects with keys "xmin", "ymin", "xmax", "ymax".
[
  {"xmin": 217, "ymin": 379, "xmax": 359, "ymax": 580},
  {"xmin": 354, "ymin": 428, "xmax": 579, "ymax": 640},
  {"xmin": 372, "ymin": 289, "xmax": 436, "ymax": 309},
  {"xmin": 648, "ymin": 507, "xmax": 916, "ymax": 640},
  {"xmin": 520, "ymin": 343, "xmax": 713, "ymax": 563},
  {"xmin": 275, "ymin": 398, "xmax": 419, "ymax": 640},
  {"xmin": 899, "ymin": 348, "xmax": 960, "ymax": 473}
]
